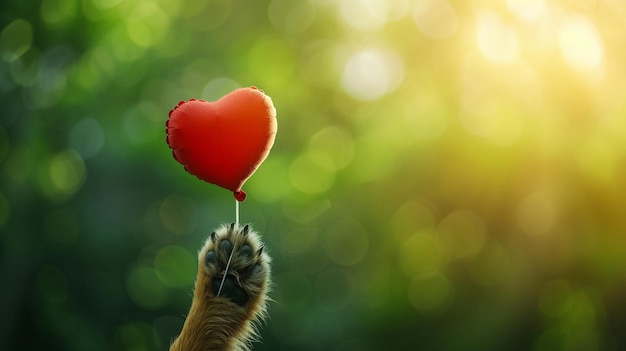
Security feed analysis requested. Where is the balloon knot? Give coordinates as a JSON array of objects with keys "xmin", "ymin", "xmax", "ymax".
[{"xmin": 234, "ymin": 190, "xmax": 247, "ymax": 202}]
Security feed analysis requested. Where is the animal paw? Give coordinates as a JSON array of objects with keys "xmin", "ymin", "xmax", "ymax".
[
  {"xmin": 169, "ymin": 224, "xmax": 271, "ymax": 351},
  {"xmin": 199, "ymin": 223, "xmax": 271, "ymax": 312}
]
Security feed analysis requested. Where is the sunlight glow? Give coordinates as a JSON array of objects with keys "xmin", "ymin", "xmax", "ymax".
[
  {"xmin": 413, "ymin": 0, "xmax": 457, "ymax": 39},
  {"xmin": 476, "ymin": 11, "xmax": 519, "ymax": 63},
  {"xmin": 341, "ymin": 48, "xmax": 404, "ymax": 101},
  {"xmin": 340, "ymin": 0, "xmax": 389, "ymax": 32},
  {"xmin": 506, "ymin": 0, "xmax": 546, "ymax": 22},
  {"xmin": 558, "ymin": 15, "xmax": 603, "ymax": 70}
]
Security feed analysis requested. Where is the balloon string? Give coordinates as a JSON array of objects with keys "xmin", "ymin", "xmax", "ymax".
[
  {"xmin": 217, "ymin": 247, "xmax": 234, "ymax": 297},
  {"xmin": 235, "ymin": 198, "xmax": 239, "ymax": 225},
  {"xmin": 217, "ymin": 199, "xmax": 239, "ymax": 298}
]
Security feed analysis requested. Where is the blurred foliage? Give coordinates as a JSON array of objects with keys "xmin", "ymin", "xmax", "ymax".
[{"xmin": 2, "ymin": 0, "xmax": 626, "ymax": 350}]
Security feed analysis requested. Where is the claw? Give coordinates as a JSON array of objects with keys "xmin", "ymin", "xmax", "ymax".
[
  {"xmin": 242, "ymin": 224, "xmax": 250, "ymax": 236},
  {"xmin": 230, "ymin": 222, "xmax": 235, "ymax": 231},
  {"xmin": 257, "ymin": 246, "xmax": 264, "ymax": 256},
  {"xmin": 210, "ymin": 231, "xmax": 217, "ymax": 243}
]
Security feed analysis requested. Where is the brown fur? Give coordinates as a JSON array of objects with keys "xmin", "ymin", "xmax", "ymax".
[{"xmin": 169, "ymin": 224, "xmax": 271, "ymax": 351}]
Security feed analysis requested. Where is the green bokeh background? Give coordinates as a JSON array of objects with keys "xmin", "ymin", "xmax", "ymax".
[{"xmin": 2, "ymin": 0, "xmax": 626, "ymax": 350}]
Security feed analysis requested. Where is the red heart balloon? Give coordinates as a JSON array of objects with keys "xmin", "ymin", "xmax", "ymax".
[{"xmin": 165, "ymin": 87, "xmax": 277, "ymax": 201}]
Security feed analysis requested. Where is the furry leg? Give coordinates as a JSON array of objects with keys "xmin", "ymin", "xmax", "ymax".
[{"xmin": 169, "ymin": 223, "xmax": 271, "ymax": 351}]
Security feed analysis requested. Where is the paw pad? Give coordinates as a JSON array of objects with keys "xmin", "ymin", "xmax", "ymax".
[
  {"xmin": 219, "ymin": 239, "xmax": 233, "ymax": 256},
  {"xmin": 205, "ymin": 250, "xmax": 217, "ymax": 266},
  {"xmin": 211, "ymin": 276, "xmax": 248, "ymax": 306}
]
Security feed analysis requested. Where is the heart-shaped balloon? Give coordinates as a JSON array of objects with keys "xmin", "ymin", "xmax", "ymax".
[{"xmin": 166, "ymin": 87, "xmax": 277, "ymax": 201}]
